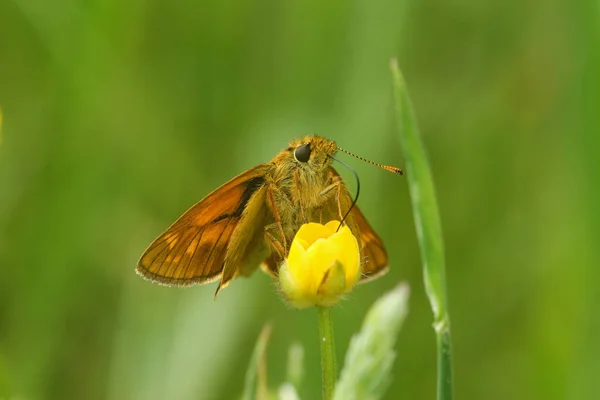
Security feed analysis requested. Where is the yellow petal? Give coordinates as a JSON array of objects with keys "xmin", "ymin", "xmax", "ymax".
[
  {"xmin": 323, "ymin": 220, "xmax": 342, "ymax": 235},
  {"xmin": 294, "ymin": 237, "xmax": 311, "ymax": 252},
  {"xmin": 279, "ymin": 263, "xmax": 314, "ymax": 309},
  {"xmin": 305, "ymin": 238, "xmax": 340, "ymax": 295},
  {"xmin": 328, "ymin": 225, "xmax": 361, "ymax": 287},
  {"xmin": 285, "ymin": 239, "xmax": 312, "ymax": 289},
  {"xmin": 280, "ymin": 241, "xmax": 315, "ymax": 309},
  {"xmin": 295, "ymin": 222, "xmax": 333, "ymax": 247}
]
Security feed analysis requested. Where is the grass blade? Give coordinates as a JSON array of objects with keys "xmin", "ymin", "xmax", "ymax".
[
  {"xmin": 390, "ymin": 59, "xmax": 454, "ymax": 400},
  {"xmin": 242, "ymin": 323, "xmax": 273, "ymax": 400}
]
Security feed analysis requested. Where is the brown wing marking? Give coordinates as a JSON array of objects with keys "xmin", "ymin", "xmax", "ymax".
[{"xmin": 137, "ymin": 165, "xmax": 268, "ymax": 286}]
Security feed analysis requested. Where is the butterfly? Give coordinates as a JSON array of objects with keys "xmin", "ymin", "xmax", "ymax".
[{"xmin": 137, "ymin": 135, "xmax": 402, "ymax": 297}]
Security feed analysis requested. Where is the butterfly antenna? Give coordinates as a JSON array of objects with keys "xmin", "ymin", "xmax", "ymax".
[
  {"xmin": 330, "ymin": 155, "xmax": 360, "ymax": 232},
  {"xmin": 337, "ymin": 146, "xmax": 404, "ymax": 175}
]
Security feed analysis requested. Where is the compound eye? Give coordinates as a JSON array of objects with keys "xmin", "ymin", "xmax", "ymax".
[{"xmin": 294, "ymin": 143, "xmax": 311, "ymax": 163}]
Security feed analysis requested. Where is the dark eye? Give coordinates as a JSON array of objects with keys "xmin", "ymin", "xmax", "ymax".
[{"xmin": 294, "ymin": 143, "xmax": 311, "ymax": 163}]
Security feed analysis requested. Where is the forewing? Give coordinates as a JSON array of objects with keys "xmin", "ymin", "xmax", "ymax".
[
  {"xmin": 137, "ymin": 164, "xmax": 269, "ymax": 286},
  {"xmin": 350, "ymin": 204, "xmax": 389, "ymax": 280}
]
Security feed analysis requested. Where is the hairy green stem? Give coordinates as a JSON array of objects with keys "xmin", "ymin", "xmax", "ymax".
[
  {"xmin": 390, "ymin": 58, "xmax": 454, "ymax": 400},
  {"xmin": 317, "ymin": 306, "xmax": 336, "ymax": 400}
]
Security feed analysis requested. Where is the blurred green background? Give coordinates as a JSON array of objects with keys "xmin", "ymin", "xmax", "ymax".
[{"xmin": 1, "ymin": 0, "xmax": 598, "ymax": 399}]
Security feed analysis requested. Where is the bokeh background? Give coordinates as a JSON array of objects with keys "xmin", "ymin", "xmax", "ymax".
[{"xmin": 1, "ymin": 0, "xmax": 598, "ymax": 399}]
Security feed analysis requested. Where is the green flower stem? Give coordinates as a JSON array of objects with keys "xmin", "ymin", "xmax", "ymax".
[
  {"xmin": 390, "ymin": 59, "xmax": 454, "ymax": 400},
  {"xmin": 317, "ymin": 306, "xmax": 337, "ymax": 400}
]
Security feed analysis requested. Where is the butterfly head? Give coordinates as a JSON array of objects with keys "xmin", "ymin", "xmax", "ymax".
[{"xmin": 287, "ymin": 135, "xmax": 337, "ymax": 173}]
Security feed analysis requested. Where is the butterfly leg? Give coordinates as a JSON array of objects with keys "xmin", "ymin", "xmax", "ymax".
[
  {"xmin": 293, "ymin": 169, "xmax": 307, "ymax": 222},
  {"xmin": 264, "ymin": 229, "xmax": 286, "ymax": 260},
  {"xmin": 320, "ymin": 173, "xmax": 345, "ymax": 221},
  {"xmin": 336, "ymin": 179, "xmax": 344, "ymax": 221},
  {"xmin": 319, "ymin": 173, "xmax": 343, "ymax": 199},
  {"xmin": 266, "ymin": 185, "xmax": 288, "ymax": 252}
]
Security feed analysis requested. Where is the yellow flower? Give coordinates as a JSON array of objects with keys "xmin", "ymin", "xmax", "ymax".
[{"xmin": 279, "ymin": 221, "xmax": 361, "ymax": 309}]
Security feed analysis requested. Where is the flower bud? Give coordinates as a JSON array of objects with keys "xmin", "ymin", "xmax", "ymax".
[{"xmin": 279, "ymin": 221, "xmax": 361, "ymax": 309}]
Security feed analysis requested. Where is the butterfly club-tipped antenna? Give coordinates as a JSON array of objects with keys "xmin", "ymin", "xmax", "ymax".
[{"xmin": 336, "ymin": 146, "xmax": 404, "ymax": 175}]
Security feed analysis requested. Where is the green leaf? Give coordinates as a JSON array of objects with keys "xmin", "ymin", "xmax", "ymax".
[
  {"xmin": 242, "ymin": 324, "xmax": 273, "ymax": 400},
  {"xmin": 333, "ymin": 284, "xmax": 410, "ymax": 400},
  {"xmin": 278, "ymin": 383, "xmax": 301, "ymax": 400},
  {"xmin": 390, "ymin": 59, "xmax": 454, "ymax": 400},
  {"xmin": 285, "ymin": 342, "xmax": 304, "ymax": 390},
  {"xmin": 277, "ymin": 342, "xmax": 304, "ymax": 400}
]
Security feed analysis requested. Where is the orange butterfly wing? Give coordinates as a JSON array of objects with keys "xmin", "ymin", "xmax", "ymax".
[
  {"xmin": 137, "ymin": 164, "xmax": 269, "ymax": 286},
  {"xmin": 350, "ymin": 204, "xmax": 389, "ymax": 280}
]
